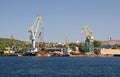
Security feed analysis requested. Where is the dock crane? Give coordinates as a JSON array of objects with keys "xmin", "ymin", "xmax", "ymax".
[
  {"xmin": 28, "ymin": 15, "xmax": 43, "ymax": 52},
  {"xmin": 62, "ymin": 34, "xmax": 70, "ymax": 56},
  {"xmin": 38, "ymin": 31, "xmax": 45, "ymax": 51},
  {"xmin": 81, "ymin": 26, "xmax": 94, "ymax": 53}
]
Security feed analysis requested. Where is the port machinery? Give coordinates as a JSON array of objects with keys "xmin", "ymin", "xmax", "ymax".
[
  {"xmin": 28, "ymin": 15, "xmax": 43, "ymax": 52},
  {"xmin": 81, "ymin": 26, "xmax": 94, "ymax": 53},
  {"xmin": 38, "ymin": 31, "xmax": 44, "ymax": 51}
]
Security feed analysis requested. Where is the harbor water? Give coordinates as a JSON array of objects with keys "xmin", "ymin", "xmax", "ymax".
[{"xmin": 0, "ymin": 57, "xmax": 120, "ymax": 77}]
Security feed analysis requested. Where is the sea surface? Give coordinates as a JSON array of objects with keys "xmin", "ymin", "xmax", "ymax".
[{"xmin": 0, "ymin": 56, "xmax": 120, "ymax": 77}]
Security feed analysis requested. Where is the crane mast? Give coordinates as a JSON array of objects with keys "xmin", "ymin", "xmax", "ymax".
[
  {"xmin": 81, "ymin": 25, "xmax": 94, "ymax": 53},
  {"xmin": 28, "ymin": 15, "xmax": 43, "ymax": 52}
]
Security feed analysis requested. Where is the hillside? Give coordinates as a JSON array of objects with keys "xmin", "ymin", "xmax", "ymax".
[{"xmin": 0, "ymin": 38, "xmax": 30, "ymax": 51}]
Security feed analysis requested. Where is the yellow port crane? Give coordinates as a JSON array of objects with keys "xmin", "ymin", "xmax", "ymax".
[{"xmin": 81, "ymin": 25, "xmax": 94, "ymax": 53}]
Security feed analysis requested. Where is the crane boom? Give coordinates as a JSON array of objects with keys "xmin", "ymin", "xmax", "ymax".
[
  {"xmin": 81, "ymin": 26, "xmax": 94, "ymax": 40},
  {"xmin": 34, "ymin": 16, "xmax": 42, "ymax": 37}
]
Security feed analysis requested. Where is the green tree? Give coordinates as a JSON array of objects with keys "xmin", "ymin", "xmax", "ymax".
[
  {"xmin": 78, "ymin": 42, "xmax": 85, "ymax": 54},
  {"xmin": 113, "ymin": 44, "xmax": 119, "ymax": 49},
  {"xmin": 69, "ymin": 43, "xmax": 78, "ymax": 51},
  {"xmin": 94, "ymin": 40, "xmax": 101, "ymax": 47}
]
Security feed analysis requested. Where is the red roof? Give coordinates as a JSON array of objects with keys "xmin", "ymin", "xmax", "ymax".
[{"xmin": 100, "ymin": 40, "xmax": 120, "ymax": 43}]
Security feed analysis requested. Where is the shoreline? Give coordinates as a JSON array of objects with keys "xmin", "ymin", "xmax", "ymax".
[{"xmin": 0, "ymin": 53, "xmax": 114, "ymax": 57}]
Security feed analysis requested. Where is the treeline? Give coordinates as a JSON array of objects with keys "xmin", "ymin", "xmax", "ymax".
[
  {"xmin": 69, "ymin": 40, "xmax": 101, "ymax": 53},
  {"xmin": 69, "ymin": 40, "xmax": 120, "ymax": 53},
  {"xmin": 0, "ymin": 38, "xmax": 30, "ymax": 51},
  {"xmin": 0, "ymin": 38, "xmax": 120, "ymax": 52}
]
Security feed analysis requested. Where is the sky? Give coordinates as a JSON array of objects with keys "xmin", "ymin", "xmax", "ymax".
[{"xmin": 0, "ymin": 0, "xmax": 120, "ymax": 43}]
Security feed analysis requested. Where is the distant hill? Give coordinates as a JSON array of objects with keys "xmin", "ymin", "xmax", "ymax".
[{"xmin": 0, "ymin": 38, "xmax": 30, "ymax": 51}]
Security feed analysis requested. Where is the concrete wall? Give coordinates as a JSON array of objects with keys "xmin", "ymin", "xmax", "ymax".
[
  {"xmin": 4, "ymin": 51, "xmax": 15, "ymax": 54},
  {"xmin": 100, "ymin": 49, "xmax": 120, "ymax": 55}
]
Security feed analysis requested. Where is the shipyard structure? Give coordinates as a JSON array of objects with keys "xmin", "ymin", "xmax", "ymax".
[{"xmin": 1, "ymin": 15, "xmax": 120, "ymax": 57}]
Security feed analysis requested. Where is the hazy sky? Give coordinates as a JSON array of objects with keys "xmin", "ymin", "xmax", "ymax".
[{"xmin": 0, "ymin": 0, "xmax": 120, "ymax": 42}]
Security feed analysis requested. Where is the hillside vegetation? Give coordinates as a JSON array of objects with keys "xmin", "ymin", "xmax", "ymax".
[{"xmin": 0, "ymin": 38, "xmax": 30, "ymax": 51}]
